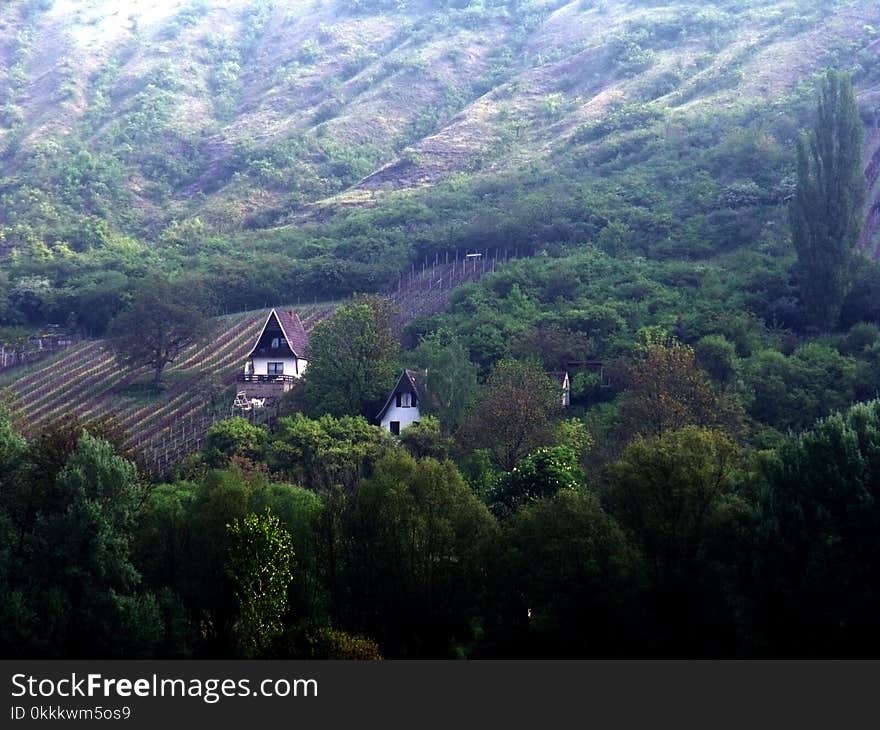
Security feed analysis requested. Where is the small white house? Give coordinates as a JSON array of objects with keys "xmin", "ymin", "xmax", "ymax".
[
  {"xmin": 376, "ymin": 369, "xmax": 422, "ymax": 435},
  {"xmin": 242, "ymin": 308, "xmax": 309, "ymax": 381}
]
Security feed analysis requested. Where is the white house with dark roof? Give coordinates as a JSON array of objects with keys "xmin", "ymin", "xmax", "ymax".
[
  {"xmin": 241, "ymin": 309, "xmax": 309, "ymax": 388},
  {"xmin": 376, "ymin": 369, "xmax": 422, "ymax": 435}
]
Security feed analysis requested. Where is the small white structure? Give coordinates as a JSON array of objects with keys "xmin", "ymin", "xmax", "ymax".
[
  {"xmin": 242, "ymin": 308, "xmax": 309, "ymax": 382},
  {"xmin": 376, "ymin": 369, "xmax": 422, "ymax": 436},
  {"xmin": 549, "ymin": 371, "xmax": 572, "ymax": 407}
]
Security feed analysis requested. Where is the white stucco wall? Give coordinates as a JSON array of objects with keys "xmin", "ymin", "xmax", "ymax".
[
  {"xmin": 380, "ymin": 403, "xmax": 421, "ymax": 433},
  {"xmin": 251, "ymin": 355, "xmax": 302, "ymax": 377}
]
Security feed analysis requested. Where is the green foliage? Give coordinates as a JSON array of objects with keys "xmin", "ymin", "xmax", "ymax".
[
  {"xmin": 226, "ymin": 509, "xmax": 294, "ymax": 657},
  {"xmin": 610, "ymin": 426, "xmax": 741, "ymax": 583},
  {"xmin": 268, "ymin": 413, "xmax": 391, "ymax": 491},
  {"xmin": 618, "ymin": 331, "xmax": 741, "ymax": 439},
  {"xmin": 555, "ymin": 417, "xmax": 593, "ymax": 462},
  {"xmin": 410, "ymin": 328, "xmax": 479, "ymax": 430},
  {"xmin": 107, "ymin": 279, "xmax": 211, "ymax": 386},
  {"xmin": 488, "ymin": 488, "xmax": 644, "ymax": 657},
  {"xmin": 302, "ymin": 297, "xmax": 400, "ymax": 418},
  {"xmin": 203, "ymin": 417, "xmax": 268, "ymax": 467},
  {"xmin": 742, "ymin": 343, "xmax": 871, "ymax": 433},
  {"xmin": 336, "ymin": 451, "xmax": 498, "ymax": 656},
  {"xmin": 695, "ymin": 334, "xmax": 738, "ymax": 386},
  {"xmin": 136, "ymin": 465, "xmax": 322, "ymax": 655},
  {"xmin": 510, "ymin": 324, "xmax": 591, "ymax": 370},
  {"xmin": 460, "ymin": 359, "xmax": 562, "ymax": 470},
  {"xmin": 271, "ymin": 621, "xmax": 382, "ymax": 659},
  {"xmin": 490, "ymin": 445, "xmax": 584, "ymax": 518},
  {"xmin": 758, "ymin": 399, "xmax": 880, "ymax": 654},
  {"xmin": 0, "ymin": 406, "xmax": 27, "ymax": 482},
  {"xmin": 3, "ymin": 0, "xmax": 880, "ymax": 660},
  {"xmin": 398, "ymin": 415, "xmax": 454, "ymax": 460},
  {"xmin": 791, "ymin": 71, "xmax": 865, "ymax": 331},
  {"xmin": 608, "ymin": 425, "xmax": 753, "ymax": 652},
  {"xmin": 0, "ymin": 429, "xmax": 162, "ymax": 657}
]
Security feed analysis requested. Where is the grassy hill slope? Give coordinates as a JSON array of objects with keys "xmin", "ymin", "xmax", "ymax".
[
  {"xmin": 1, "ymin": 0, "xmax": 878, "ymax": 237},
  {"xmin": 0, "ymin": 0, "xmax": 879, "ymax": 363}
]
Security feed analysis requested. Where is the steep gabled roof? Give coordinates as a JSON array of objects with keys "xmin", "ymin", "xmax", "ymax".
[
  {"xmin": 376, "ymin": 369, "xmax": 421, "ymax": 420},
  {"xmin": 276, "ymin": 309, "xmax": 309, "ymax": 357},
  {"xmin": 247, "ymin": 308, "xmax": 310, "ymax": 359},
  {"xmin": 547, "ymin": 371, "xmax": 570, "ymax": 388}
]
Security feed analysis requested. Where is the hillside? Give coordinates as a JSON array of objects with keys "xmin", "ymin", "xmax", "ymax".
[
  {"xmin": 7, "ymin": 0, "xmax": 880, "ymax": 664},
  {"xmin": 0, "ymin": 304, "xmax": 329, "ymax": 460},
  {"xmin": 1, "ymin": 0, "xmax": 880, "ymax": 438},
  {"xmin": 0, "ymin": 249, "xmax": 494, "ymax": 471},
  {"xmin": 0, "ymin": 1, "xmax": 878, "ymax": 271}
]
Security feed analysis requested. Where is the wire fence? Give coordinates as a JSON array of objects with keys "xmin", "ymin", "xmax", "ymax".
[
  {"xmin": 387, "ymin": 248, "xmax": 519, "ymax": 328},
  {"xmin": 0, "ymin": 334, "xmax": 81, "ymax": 372}
]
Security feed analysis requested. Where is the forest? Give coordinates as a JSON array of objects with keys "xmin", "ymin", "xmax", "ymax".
[
  {"xmin": 4, "ymin": 341, "xmax": 880, "ymax": 658},
  {"xmin": 2, "ymin": 0, "xmax": 880, "ymax": 658}
]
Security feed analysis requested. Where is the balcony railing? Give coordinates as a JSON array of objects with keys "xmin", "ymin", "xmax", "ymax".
[{"xmin": 237, "ymin": 374, "xmax": 298, "ymax": 383}]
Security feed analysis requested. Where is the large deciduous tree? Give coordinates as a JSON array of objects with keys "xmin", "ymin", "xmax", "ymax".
[
  {"xmin": 618, "ymin": 331, "xmax": 741, "ymax": 440},
  {"xmin": 336, "ymin": 451, "xmax": 498, "ymax": 657},
  {"xmin": 301, "ymin": 295, "xmax": 399, "ymax": 418},
  {"xmin": 489, "ymin": 445, "xmax": 585, "ymax": 519},
  {"xmin": 267, "ymin": 413, "xmax": 391, "ymax": 492},
  {"xmin": 460, "ymin": 359, "xmax": 562, "ymax": 470},
  {"xmin": 791, "ymin": 70, "xmax": 865, "ymax": 331},
  {"xmin": 608, "ymin": 426, "xmax": 755, "ymax": 653},
  {"xmin": 107, "ymin": 279, "xmax": 210, "ymax": 387},
  {"xmin": 488, "ymin": 488, "xmax": 645, "ymax": 657},
  {"xmin": 0, "ymin": 428, "xmax": 163, "ymax": 658}
]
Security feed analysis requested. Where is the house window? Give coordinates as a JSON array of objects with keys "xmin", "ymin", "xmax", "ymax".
[
  {"xmin": 271, "ymin": 337, "xmax": 280, "ymax": 349},
  {"xmin": 401, "ymin": 392, "xmax": 411, "ymax": 408},
  {"xmin": 390, "ymin": 421, "xmax": 401, "ymax": 436},
  {"xmin": 395, "ymin": 393, "xmax": 402, "ymax": 407},
  {"xmin": 268, "ymin": 362, "xmax": 284, "ymax": 375}
]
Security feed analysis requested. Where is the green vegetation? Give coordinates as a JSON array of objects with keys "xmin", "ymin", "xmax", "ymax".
[
  {"xmin": 3, "ymin": 0, "xmax": 880, "ymax": 659},
  {"xmin": 791, "ymin": 70, "xmax": 865, "ymax": 331},
  {"xmin": 301, "ymin": 296, "xmax": 399, "ymax": 417},
  {"xmin": 107, "ymin": 279, "xmax": 212, "ymax": 387},
  {"xmin": 0, "ymin": 0, "xmax": 875, "ymax": 337},
  {"xmin": 6, "ymin": 381, "xmax": 880, "ymax": 658},
  {"xmin": 226, "ymin": 509, "xmax": 294, "ymax": 657}
]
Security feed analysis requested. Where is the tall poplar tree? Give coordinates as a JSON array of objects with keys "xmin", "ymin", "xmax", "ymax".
[{"xmin": 791, "ymin": 70, "xmax": 865, "ymax": 331}]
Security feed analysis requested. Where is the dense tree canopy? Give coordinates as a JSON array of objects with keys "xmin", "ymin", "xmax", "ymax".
[
  {"xmin": 460, "ymin": 359, "xmax": 562, "ymax": 469},
  {"xmin": 758, "ymin": 400, "xmax": 880, "ymax": 655},
  {"xmin": 302, "ymin": 296, "xmax": 400, "ymax": 418}
]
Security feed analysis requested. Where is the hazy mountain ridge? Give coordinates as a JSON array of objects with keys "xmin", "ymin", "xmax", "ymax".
[{"xmin": 1, "ymin": 0, "xmax": 878, "ymax": 245}]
